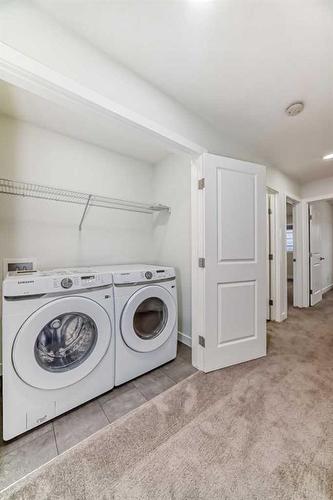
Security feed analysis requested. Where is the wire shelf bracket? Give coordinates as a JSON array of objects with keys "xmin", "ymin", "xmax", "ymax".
[
  {"xmin": 79, "ymin": 194, "xmax": 92, "ymax": 231},
  {"xmin": 0, "ymin": 178, "xmax": 171, "ymax": 230}
]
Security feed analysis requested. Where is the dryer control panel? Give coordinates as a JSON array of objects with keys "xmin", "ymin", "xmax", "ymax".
[{"xmin": 113, "ymin": 266, "xmax": 175, "ymax": 285}]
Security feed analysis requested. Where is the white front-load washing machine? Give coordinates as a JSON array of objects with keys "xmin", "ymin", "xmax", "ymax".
[
  {"xmin": 2, "ymin": 268, "xmax": 114, "ymax": 440},
  {"xmin": 111, "ymin": 265, "xmax": 177, "ymax": 385}
]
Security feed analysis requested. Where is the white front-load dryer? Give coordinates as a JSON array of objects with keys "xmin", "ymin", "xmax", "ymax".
[
  {"xmin": 111, "ymin": 265, "xmax": 177, "ymax": 385},
  {"xmin": 2, "ymin": 268, "xmax": 114, "ymax": 440}
]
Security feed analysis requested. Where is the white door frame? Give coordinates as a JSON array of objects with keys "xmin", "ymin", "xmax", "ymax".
[
  {"xmin": 301, "ymin": 193, "xmax": 333, "ymax": 307},
  {"xmin": 280, "ymin": 194, "xmax": 302, "ymax": 319},
  {"xmin": 267, "ymin": 189, "xmax": 278, "ymax": 321},
  {"xmin": 191, "ymin": 156, "xmax": 205, "ymax": 369},
  {"xmin": 300, "ymin": 200, "xmax": 310, "ymax": 307},
  {"xmin": 293, "ymin": 198, "xmax": 305, "ymax": 309},
  {"xmin": 285, "ymin": 196, "xmax": 302, "ymax": 315},
  {"xmin": 264, "ymin": 189, "xmax": 303, "ymax": 322}
]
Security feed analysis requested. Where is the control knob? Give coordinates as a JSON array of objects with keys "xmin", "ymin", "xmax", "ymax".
[{"xmin": 61, "ymin": 278, "xmax": 73, "ymax": 289}]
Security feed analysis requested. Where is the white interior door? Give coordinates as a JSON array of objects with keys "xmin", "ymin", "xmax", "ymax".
[
  {"xmin": 309, "ymin": 204, "xmax": 323, "ymax": 306},
  {"xmin": 201, "ymin": 154, "xmax": 266, "ymax": 372}
]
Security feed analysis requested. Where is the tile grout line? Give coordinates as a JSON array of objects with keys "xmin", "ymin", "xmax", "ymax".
[
  {"xmin": 97, "ymin": 398, "xmax": 112, "ymax": 424},
  {"xmin": 131, "ymin": 384, "xmax": 149, "ymax": 403},
  {"xmin": 161, "ymin": 372, "xmax": 178, "ymax": 385},
  {"xmin": 52, "ymin": 423, "xmax": 59, "ymax": 456},
  {"xmin": 133, "ymin": 372, "xmax": 176, "ymax": 400},
  {"xmin": 160, "ymin": 363, "xmax": 184, "ymax": 384}
]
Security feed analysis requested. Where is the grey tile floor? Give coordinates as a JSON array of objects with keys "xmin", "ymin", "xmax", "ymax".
[{"xmin": 0, "ymin": 342, "xmax": 196, "ymax": 491}]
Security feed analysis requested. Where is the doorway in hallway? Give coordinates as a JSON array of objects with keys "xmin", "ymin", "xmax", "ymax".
[{"xmin": 286, "ymin": 201, "xmax": 295, "ymax": 309}]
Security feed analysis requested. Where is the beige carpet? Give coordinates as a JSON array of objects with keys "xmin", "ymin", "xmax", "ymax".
[{"xmin": 2, "ymin": 295, "xmax": 333, "ymax": 499}]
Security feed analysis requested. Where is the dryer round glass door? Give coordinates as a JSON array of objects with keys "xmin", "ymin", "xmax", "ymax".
[
  {"xmin": 12, "ymin": 296, "xmax": 112, "ymax": 390},
  {"xmin": 121, "ymin": 285, "xmax": 176, "ymax": 353}
]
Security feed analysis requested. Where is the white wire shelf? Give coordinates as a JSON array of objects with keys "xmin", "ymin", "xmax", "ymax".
[{"xmin": 0, "ymin": 178, "xmax": 170, "ymax": 230}]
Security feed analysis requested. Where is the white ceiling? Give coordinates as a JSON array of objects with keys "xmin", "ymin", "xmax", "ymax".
[
  {"xmin": 32, "ymin": 0, "xmax": 333, "ymax": 183},
  {"xmin": 0, "ymin": 80, "xmax": 173, "ymax": 164}
]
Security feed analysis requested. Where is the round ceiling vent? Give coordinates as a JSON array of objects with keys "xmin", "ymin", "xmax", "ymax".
[{"xmin": 285, "ymin": 102, "xmax": 304, "ymax": 116}]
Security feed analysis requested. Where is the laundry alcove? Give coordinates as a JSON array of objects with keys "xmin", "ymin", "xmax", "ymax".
[{"xmin": 0, "ymin": 50, "xmax": 203, "ymax": 352}]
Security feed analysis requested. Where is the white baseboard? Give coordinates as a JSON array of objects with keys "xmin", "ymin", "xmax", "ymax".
[
  {"xmin": 177, "ymin": 331, "xmax": 192, "ymax": 347},
  {"xmin": 322, "ymin": 283, "xmax": 333, "ymax": 295}
]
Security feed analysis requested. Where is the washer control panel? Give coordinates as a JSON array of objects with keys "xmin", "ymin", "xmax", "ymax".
[
  {"xmin": 3, "ymin": 269, "xmax": 113, "ymax": 297},
  {"xmin": 52, "ymin": 271, "xmax": 111, "ymax": 291},
  {"xmin": 114, "ymin": 266, "xmax": 175, "ymax": 285}
]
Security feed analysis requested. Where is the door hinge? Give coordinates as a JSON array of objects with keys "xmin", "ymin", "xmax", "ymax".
[
  {"xmin": 269, "ymin": 254, "xmax": 273, "ymax": 261},
  {"xmin": 269, "ymin": 299, "xmax": 273, "ymax": 306},
  {"xmin": 268, "ymin": 208, "xmax": 272, "ymax": 215},
  {"xmin": 309, "ymin": 214, "xmax": 313, "ymax": 221},
  {"xmin": 198, "ymin": 257, "xmax": 205, "ymax": 268},
  {"xmin": 199, "ymin": 335, "xmax": 205, "ymax": 347},
  {"xmin": 310, "ymin": 289, "xmax": 313, "ymax": 295},
  {"xmin": 198, "ymin": 178, "xmax": 205, "ymax": 190}
]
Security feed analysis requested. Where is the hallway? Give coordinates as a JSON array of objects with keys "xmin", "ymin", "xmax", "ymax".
[
  {"xmin": 269, "ymin": 288, "xmax": 333, "ymax": 355},
  {"xmin": 287, "ymin": 279, "xmax": 293, "ymax": 309}
]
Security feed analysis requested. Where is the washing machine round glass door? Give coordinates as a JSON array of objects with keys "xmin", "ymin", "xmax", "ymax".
[
  {"xmin": 12, "ymin": 296, "xmax": 112, "ymax": 390},
  {"xmin": 121, "ymin": 285, "xmax": 176, "ymax": 353}
]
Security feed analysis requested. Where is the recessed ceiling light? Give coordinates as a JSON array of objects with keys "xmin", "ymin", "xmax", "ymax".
[
  {"xmin": 285, "ymin": 101, "xmax": 304, "ymax": 116},
  {"xmin": 323, "ymin": 153, "xmax": 333, "ymax": 160}
]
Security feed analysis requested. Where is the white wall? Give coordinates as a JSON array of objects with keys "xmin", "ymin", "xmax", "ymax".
[
  {"xmin": 310, "ymin": 200, "xmax": 333, "ymax": 292},
  {"xmin": 266, "ymin": 166, "xmax": 301, "ymax": 198},
  {"xmin": 302, "ymin": 176, "xmax": 333, "ymax": 199},
  {"xmin": 152, "ymin": 153, "xmax": 192, "ymax": 342},
  {"xmin": 0, "ymin": 115, "xmax": 155, "ymax": 281}
]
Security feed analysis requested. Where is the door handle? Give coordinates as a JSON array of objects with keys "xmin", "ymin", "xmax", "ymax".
[{"xmin": 320, "ymin": 257, "xmax": 325, "ymax": 261}]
